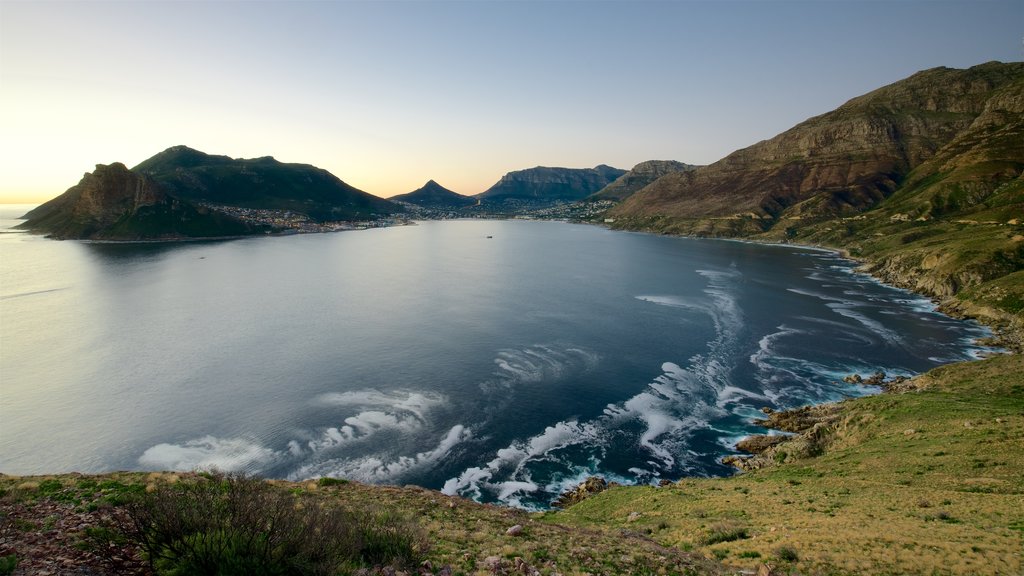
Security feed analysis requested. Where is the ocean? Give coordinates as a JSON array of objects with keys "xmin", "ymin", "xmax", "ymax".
[{"xmin": 0, "ymin": 206, "xmax": 992, "ymax": 509}]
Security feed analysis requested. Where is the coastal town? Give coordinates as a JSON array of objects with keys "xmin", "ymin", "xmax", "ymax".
[
  {"xmin": 202, "ymin": 198, "xmax": 622, "ymax": 235},
  {"xmin": 200, "ymin": 203, "xmax": 411, "ymax": 234}
]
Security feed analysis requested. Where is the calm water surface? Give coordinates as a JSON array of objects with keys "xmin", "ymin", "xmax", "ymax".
[{"xmin": 0, "ymin": 205, "xmax": 991, "ymax": 508}]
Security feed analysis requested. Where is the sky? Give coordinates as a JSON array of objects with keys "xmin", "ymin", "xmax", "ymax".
[{"xmin": 0, "ymin": 1, "xmax": 1021, "ymax": 203}]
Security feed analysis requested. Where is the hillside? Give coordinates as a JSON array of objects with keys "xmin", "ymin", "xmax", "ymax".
[
  {"xmin": 18, "ymin": 163, "xmax": 258, "ymax": 240},
  {"xmin": 477, "ymin": 165, "xmax": 626, "ymax": 208},
  {"xmin": 390, "ymin": 179, "xmax": 477, "ymax": 209},
  {"xmin": 591, "ymin": 160, "xmax": 699, "ymax": 201},
  {"xmin": 134, "ymin": 145, "xmax": 399, "ymax": 221},
  {"xmin": 608, "ymin": 62, "xmax": 1024, "ymax": 344},
  {"xmin": 553, "ymin": 353, "xmax": 1024, "ymax": 575}
]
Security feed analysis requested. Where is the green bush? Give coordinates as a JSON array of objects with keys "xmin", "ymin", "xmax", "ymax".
[
  {"xmin": 124, "ymin": 472, "xmax": 427, "ymax": 575},
  {"xmin": 0, "ymin": 555, "xmax": 17, "ymax": 576}
]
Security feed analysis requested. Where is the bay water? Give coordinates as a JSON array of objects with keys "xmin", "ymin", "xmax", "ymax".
[{"xmin": 0, "ymin": 205, "xmax": 990, "ymax": 508}]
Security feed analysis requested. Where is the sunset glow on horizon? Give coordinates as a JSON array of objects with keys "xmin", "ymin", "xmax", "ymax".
[{"xmin": 1, "ymin": 0, "xmax": 1020, "ymax": 204}]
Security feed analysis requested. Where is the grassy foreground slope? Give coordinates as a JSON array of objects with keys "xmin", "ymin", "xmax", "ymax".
[
  {"xmin": 0, "ymin": 474, "xmax": 724, "ymax": 575},
  {"xmin": 550, "ymin": 354, "xmax": 1024, "ymax": 575}
]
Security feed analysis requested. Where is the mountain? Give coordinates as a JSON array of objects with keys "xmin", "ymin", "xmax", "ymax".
[
  {"xmin": 611, "ymin": 61, "xmax": 1024, "ymax": 236},
  {"xmin": 389, "ymin": 180, "xmax": 477, "ymax": 209},
  {"xmin": 608, "ymin": 61, "xmax": 1024, "ymax": 341},
  {"xmin": 19, "ymin": 162, "xmax": 257, "ymax": 240},
  {"xmin": 477, "ymin": 165, "xmax": 626, "ymax": 207},
  {"xmin": 134, "ymin": 145, "xmax": 398, "ymax": 221},
  {"xmin": 591, "ymin": 160, "xmax": 699, "ymax": 201}
]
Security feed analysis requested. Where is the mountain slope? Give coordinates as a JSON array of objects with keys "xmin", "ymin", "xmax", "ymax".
[
  {"xmin": 389, "ymin": 180, "xmax": 477, "ymax": 209},
  {"xmin": 611, "ymin": 61, "xmax": 1024, "ymax": 236},
  {"xmin": 591, "ymin": 160, "xmax": 698, "ymax": 201},
  {"xmin": 134, "ymin": 145, "xmax": 398, "ymax": 221},
  {"xmin": 478, "ymin": 165, "xmax": 626, "ymax": 207},
  {"xmin": 19, "ymin": 163, "xmax": 256, "ymax": 240},
  {"xmin": 608, "ymin": 62, "xmax": 1024, "ymax": 339}
]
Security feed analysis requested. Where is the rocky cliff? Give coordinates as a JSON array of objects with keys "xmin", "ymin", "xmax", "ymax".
[
  {"xmin": 390, "ymin": 180, "xmax": 477, "ymax": 209},
  {"xmin": 477, "ymin": 165, "xmax": 626, "ymax": 207},
  {"xmin": 591, "ymin": 160, "xmax": 698, "ymax": 201},
  {"xmin": 19, "ymin": 163, "xmax": 255, "ymax": 240}
]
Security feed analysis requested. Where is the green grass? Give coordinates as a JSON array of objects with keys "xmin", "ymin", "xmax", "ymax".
[{"xmin": 551, "ymin": 354, "xmax": 1024, "ymax": 575}]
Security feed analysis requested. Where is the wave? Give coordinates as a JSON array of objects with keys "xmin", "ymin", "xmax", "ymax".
[
  {"xmin": 482, "ymin": 345, "xmax": 600, "ymax": 392},
  {"xmin": 138, "ymin": 435, "xmax": 278, "ymax": 473},
  {"xmin": 290, "ymin": 424, "xmax": 472, "ymax": 483},
  {"xmin": 444, "ymin": 266, "xmax": 747, "ymax": 506}
]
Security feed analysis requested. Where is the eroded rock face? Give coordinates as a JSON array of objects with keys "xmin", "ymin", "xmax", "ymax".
[
  {"xmin": 592, "ymin": 160, "xmax": 699, "ymax": 201},
  {"xmin": 20, "ymin": 162, "xmax": 254, "ymax": 240},
  {"xmin": 21, "ymin": 163, "xmax": 167, "ymax": 238}
]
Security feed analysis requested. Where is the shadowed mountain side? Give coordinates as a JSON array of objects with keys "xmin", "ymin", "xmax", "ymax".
[
  {"xmin": 591, "ymin": 160, "xmax": 699, "ymax": 201},
  {"xmin": 19, "ymin": 163, "xmax": 257, "ymax": 240},
  {"xmin": 390, "ymin": 180, "xmax": 477, "ymax": 209},
  {"xmin": 477, "ymin": 165, "xmax": 626, "ymax": 207},
  {"xmin": 134, "ymin": 145, "xmax": 399, "ymax": 221}
]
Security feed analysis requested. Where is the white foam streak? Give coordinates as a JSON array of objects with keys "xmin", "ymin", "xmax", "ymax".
[
  {"xmin": 139, "ymin": 435, "xmax": 277, "ymax": 473},
  {"xmin": 295, "ymin": 425, "xmax": 472, "ymax": 483}
]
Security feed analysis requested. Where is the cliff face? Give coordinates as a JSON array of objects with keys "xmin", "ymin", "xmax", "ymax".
[
  {"xmin": 612, "ymin": 62, "xmax": 1024, "ymax": 233},
  {"xmin": 591, "ymin": 160, "xmax": 698, "ymax": 201},
  {"xmin": 477, "ymin": 165, "xmax": 626, "ymax": 206},
  {"xmin": 20, "ymin": 163, "xmax": 255, "ymax": 240},
  {"xmin": 390, "ymin": 180, "xmax": 477, "ymax": 209}
]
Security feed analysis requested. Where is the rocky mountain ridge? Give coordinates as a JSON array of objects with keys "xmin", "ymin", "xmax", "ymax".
[
  {"xmin": 612, "ymin": 61, "xmax": 1023, "ymax": 234},
  {"xmin": 477, "ymin": 164, "xmax": 626, "ymax": 207},
  {"xmin": 592, "ymin": 160, "xmax": 699, "ymax": 201}
]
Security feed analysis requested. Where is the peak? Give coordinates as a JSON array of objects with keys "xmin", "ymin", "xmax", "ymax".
[
  {"xmin": 162, "ymin": 145, "xmax": 204, "ymax": 155},
  {"xmin": 94, "ymin": 162, "xmax": 130, "ymax": 173}
]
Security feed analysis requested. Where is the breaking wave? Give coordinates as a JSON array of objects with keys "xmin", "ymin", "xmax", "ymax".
[{"xmin": 444, "ymin": 266, "xmax": 749, "ymax": 507}]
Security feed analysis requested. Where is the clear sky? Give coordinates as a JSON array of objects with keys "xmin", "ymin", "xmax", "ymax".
[{"xmin": 1, "ymin": 0, "xmax": 1021, "ymax": 203}]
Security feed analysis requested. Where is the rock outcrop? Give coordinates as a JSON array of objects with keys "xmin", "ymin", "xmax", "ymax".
[
  {"xmin": 551, "ymin": 476, "xmax": 612, "ymax": 508},
  {"xmin": 591, "ymin": 160, "xmax": 698, "ymax": 201},
  {"xmin": 19, "ymin": 163, "xmax": 254, "ymax": 240}
]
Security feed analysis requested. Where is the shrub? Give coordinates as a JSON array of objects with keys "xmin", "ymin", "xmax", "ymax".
[
  {"xmin": 775, "ymin": 545, "xmax": 799, "ymax": 562},
  {"xmin": 123, "ymin": 471, "xmax": 427, "ymax": 575},
  {"xmin": 701, "ymin": 522, "xmax": 749, "ymax": 545},
  {"xmin": 0, "ymin": 555, "xmax": 17, "ymax": 576},
  {"xmin": 316, "ymin": 477, "xmax": 349, "ymax": 488}
]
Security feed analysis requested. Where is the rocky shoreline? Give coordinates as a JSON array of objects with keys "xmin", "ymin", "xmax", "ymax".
[{"xmin": 721, "ymin": 372, "xmax": 926, "ymax": 473}]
